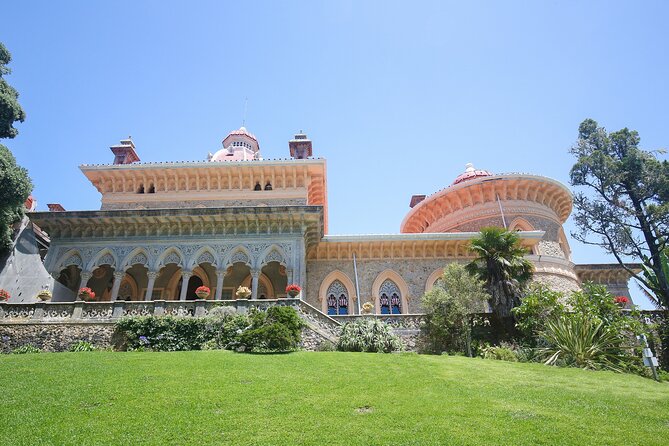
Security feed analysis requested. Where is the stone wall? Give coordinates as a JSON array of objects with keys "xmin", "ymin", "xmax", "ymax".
[{"xmin": 0, "ymin": 322, "xmax": 116, "ymax": 353}]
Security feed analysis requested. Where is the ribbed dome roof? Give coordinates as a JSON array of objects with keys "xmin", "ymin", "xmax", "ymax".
[{"xmin": 452, "ymin": 163, "xmax": 493, "ymax": 185}]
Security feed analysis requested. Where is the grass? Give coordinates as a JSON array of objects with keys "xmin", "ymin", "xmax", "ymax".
[{"xmin": 1, "ymin": 351, "xmax": 668, "ymax": 445}]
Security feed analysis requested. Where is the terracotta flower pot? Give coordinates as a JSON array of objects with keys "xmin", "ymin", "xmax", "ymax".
[{"xmin": 196, "ymin": 291, "xmax": 210, "ymax": 299}]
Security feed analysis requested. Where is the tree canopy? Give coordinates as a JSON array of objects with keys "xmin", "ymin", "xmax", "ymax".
[
  {"xmin": 0, "ymin": 42, "xmax": 26, "ymax": 139},
  {"xmin": 465, "ymin": 227, "xmax": 533, "ymax": 322},
  {"xmin": 0, "ymin": 42, "xmax": 31, "ymax": 253},
  {"xmin": 570, "ymin": 118, "xmax": 669, "ymax": 308}
]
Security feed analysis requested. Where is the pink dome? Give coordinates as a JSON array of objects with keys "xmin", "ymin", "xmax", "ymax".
[
  {"xmin": 452, "ymin": 163, "xmax": 493, "ymax": 185},
  {"xmin": 222, "ymin": 126, "xmax": 258, "ymax": 145}
]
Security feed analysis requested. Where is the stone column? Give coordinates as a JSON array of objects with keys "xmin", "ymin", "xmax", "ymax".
[
  {"xmin": 110, "ymin": 271, "xmax": 125, "ymax": 301},
  {"xmin": 214, "ymin": 270, "xmax": 225, "ymax": 300},
  {"xmin": 251, "ymin": 269, "xmax": 260, "ymax": 300},
  {"xmin": 286, "ymin": 268, "xmax": 294, "ymax": 286},
  {"xmin": 145, "ymin": 271, "xmax": 159, "ymax": 301},
  {"xmin": 78, "ymin": 272, "xmax": 92, "ymax": 292},
  {"xmin": 180, "ymin": 270, "xmax": 192, "ymax": 301}
]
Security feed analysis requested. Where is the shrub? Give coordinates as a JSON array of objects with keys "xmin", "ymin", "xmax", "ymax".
[
  {"xmin": 315, "ymin": 340, "xmax": 336, "ymax": 352},
  {"xmin": 12, "ymin": 344, "xmax": 40, "ymax": 354},
  {"xmin": 512, "ymin": 283, "xmax": 565, "ymax": 343},
  {"xmin": 234, "ymin": 306, "xmax": 305, "ymax": 353},
  {"xmin": 116, "ymin": 316, "xmax": 208, "ymax": 351},
  {"xmin": 538, "ymin": 316, "xmax": 626, "ymax": 372},
  {"xmin": 68, "ymin": 341, "xmax": 97, "ymax": 352},
  {"xmin": 419, "ymin": 263, "xmax": 489, "ymax": 355},
  {"xmin": 337, "ymin": 319, "xmax": 403, "ymax": 353},
  {"xmin": 480, "ymin": 344, "xmax": 518, "ymax": 362}
]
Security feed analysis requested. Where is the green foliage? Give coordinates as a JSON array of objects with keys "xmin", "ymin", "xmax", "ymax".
[
  {"xmin": 116, "ymin": 316, "xmax": 208, "ymax": 351},
  {"xmin": 480, "ymin": 344, "xmax": 518, "ymax": 362},
  {"xmin": 11, "ymin": 344, "xmax": 40, "ymax": 354},
  {"xmin": 538, "ymin": 316, "xmax": 626, "ymax": 372},
  {"xmin": 0, "ymin": 42, "xmax": 26, "ymax": 139},
  {"xmin": 315, "ymin": 340, "xmax": 336, "ymax": 352},
  {"xmin": 0, "ymin": 144, "xmax": 32, "ymax": 252},
  {"xmin": 419, "ymin": 263, "xmax": 489, "ymax": 354},
  {"xmin": 68, "ymin": 341, "xmax": 97, "ymax": 352},
  {"xmin": 570, "ymin": 118, "xmax": 669, "ymax": 309},
  {"xmin": 466, "ymin": 227, "xmax": 533, "ymax": 322},
  {"xmin": 512, "ymin": 283, "xmax": 565, "ymax": 342},
  {"xmin": 235, "ymin": 306, "xmax": 305, "ymax": 353},
  {"xmin": 336, "ymin": 319, "xmax": 403, "ymax": 353}
]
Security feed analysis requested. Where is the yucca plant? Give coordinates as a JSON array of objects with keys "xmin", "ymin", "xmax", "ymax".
[
  {"xmin": 336, "ymin": 319, "xmax": 403, "ymax": 353},
  {"xmin": 538, "ymin": 316, "xmax": 626, "ymax": 372}
]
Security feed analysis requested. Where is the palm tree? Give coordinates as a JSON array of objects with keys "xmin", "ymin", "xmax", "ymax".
[{"xmin": 465, "ymin": 227, "xmax": 533, "ymax": 323}]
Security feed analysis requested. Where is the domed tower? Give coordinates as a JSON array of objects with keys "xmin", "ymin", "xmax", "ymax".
[
  {"xmin": 401, "ymin": 163, "xmax": 578, "ymax": 292},
  {"xmin": 209, "ymin": 127, "xmax": 260, "ymax": 162}
]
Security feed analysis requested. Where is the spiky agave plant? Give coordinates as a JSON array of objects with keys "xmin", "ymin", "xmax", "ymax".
[{"xmin": 539, "ymin": 316, "xmax": 626, "ymax": 372}]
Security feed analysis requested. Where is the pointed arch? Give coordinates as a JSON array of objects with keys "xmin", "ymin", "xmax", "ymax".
[
  {"xmin": 120, "ymin": 247, "xmax": 150, "ymax": 271},
  {"xmin": 188, "ymin": 246, "xmax": 218, "ymax": 270},
  {"xmin": 558, "ymin": 227, "xmax": 572, "ymax": 261},
  {"xmin": 318, "ymin": 270, "xmax": 357, "ymax": 314},
  {"xmin": 508, "ymin": 217, "xmax": 534, "ymax": 232},
  {"xmin": 155, "ymin": 247, "xmax": 185, "ymax": 270},
  {"xmin": 224, "ymin": 246, "xmax": 252, "ymax": 268},
  {"xmin": 55, "ymin": 249, "xmax": 84, "ymax": 272},
  {"xmin": 425, "ymin": 268, "xmax": 445, "ymax": 293},
  {"xmin": 241, "ymin": 273, "xmax": 275, "ymax": 299},
  {"xmin": 87, "ymin": 248, "xmax": 118, "ymax": 272},
  {"xmin": 258, "ymin": 244, "xmax": 288, "ymax": 268},
  {"xmin": 372, "ymin": 270, "xmax": 409, "ymax": 314}
]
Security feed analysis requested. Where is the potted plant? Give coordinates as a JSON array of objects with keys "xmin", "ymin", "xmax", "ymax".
[
  {"xmin": 36, "ymin": 289, "xmax": 52, "ymax": 301},
  {"xmin": 285, "ymin": 284, "xmax": 301, "ymax": 298},
  {"xmin": 236, "ymin": 286, "xmax": 251, "ymax": 299},
  {"xmin": 78, "ymin": 287, "xmax": 96, "ymax": 301},
  {"xmin": 0, "ymin": 289, "xmax": 9, "ymax": 301},
  {"xmin": 362, "ymin": 302, "xmax": 374, "ymax": 314},
  {"xmin": 195, "ymin": 285, "xmax": 210, "ymax": 299}
]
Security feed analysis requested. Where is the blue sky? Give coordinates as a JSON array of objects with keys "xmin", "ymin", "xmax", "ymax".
[{"xmin": 3, "ymin": 1, "xmax": 668, "ymax": 307}]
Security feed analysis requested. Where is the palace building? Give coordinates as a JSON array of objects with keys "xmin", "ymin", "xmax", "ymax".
[{"xmin": 9, "ymin": 126, "xmax": 634, "ymax": 314}]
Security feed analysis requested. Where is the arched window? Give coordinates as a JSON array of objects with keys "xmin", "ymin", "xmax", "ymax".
[
  {"xmin": 254, "ymin": 182, "xmax": 262, "ymax": 191},
  {"xmin": 264, "ymin": 182, "xmax": 273, "ymax": 190},
  {"xmin": 137, "ymin": 184, "xmax": 144, "ymax": 194},
  {"xmin": 379, "ymin": 279, "xmax": 402, "ymax": 314},
  {"xmin": 148, "ymin": 184, "xmax": 155, "ymax": 193},
  {"xmin": 326, "ymin": 280, "xmax": 349, "ymax": 315}
]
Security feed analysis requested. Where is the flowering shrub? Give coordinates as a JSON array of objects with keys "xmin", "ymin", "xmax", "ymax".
[
  {"xmin": 195, "ymin": 286, "xmax": 210, "ymax": 297},
  {"xmin": 614, "ymin": 296, "xmax": 629, "ymax": 305},
  {"xmin": 236, "ymin": 286, "xmax": 251, "ymax": 298},
  {"xmin": 285, "ymin": 284, "xmax": 301, "ymax": 296},
  {"xmin": 0, "ymin": 289, "xmax": 10, "ymax": 301},
  {"xmin": 78, "ymin": 287, "xmax": 95, "ymax": 301}
]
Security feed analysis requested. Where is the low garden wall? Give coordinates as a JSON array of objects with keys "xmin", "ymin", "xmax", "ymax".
[{"xmin": 0, "ymin": 299, "xmax": 343, "ymax": 353}]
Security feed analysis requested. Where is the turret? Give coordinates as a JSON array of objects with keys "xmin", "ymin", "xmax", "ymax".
[{"xmin": 289, "ymin": 131, "xmax": 312, "ymax": 159}]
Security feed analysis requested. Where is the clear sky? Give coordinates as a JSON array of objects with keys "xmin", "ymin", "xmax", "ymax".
[{"xmin": 3, "ymin": 1, "xmax": 668, "ymax": 307}]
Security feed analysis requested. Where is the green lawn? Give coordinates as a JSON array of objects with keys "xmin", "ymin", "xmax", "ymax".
[{"xmin": 1, "ymin": 351, "xmax": 667, "ymax": 445}]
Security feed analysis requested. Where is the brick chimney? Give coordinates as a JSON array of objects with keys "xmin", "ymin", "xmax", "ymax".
[{"xmin": 110, "ymin": 137, "xmax": 140, "ymax": 165}]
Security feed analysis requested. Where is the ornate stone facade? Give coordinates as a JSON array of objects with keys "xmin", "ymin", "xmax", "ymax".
[{"xmin": 0, "ymin": 130, "xmax": 636, "ymax": 321}]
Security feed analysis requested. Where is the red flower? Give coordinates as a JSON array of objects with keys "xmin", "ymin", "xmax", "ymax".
[
  {"xmin": 78, "ymin": 287, "xmax": 96, "ymax": 300},
  {"xmin": 286, "ymin": 284, "xmax": 301, "ymax": 293},
  {"xmin": 0, "ymin": 289, "xmax": 10, "ymax": 301},
  {"xmin": 614, "ymin": 296, "xmax": 629, "ymax": 305},
  {"xmin": 195, "ymin": 286, "xmax": 210, "ymax": 294}
]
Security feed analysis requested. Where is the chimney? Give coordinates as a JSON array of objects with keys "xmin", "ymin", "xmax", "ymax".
[
  {"xmin": 409, "ymin": 195, "xmax": 426, "ymax": 208},
  {"xmin": 110, "ymin": 137, "xmax": 140, "ymax": 165},
  {"xmin": 289, "ymin": 131, "xmax": 313, "ymax": 159},
  {"xmin": 47, "ymin": 203, "xmax": 66, "ymax": 212}
]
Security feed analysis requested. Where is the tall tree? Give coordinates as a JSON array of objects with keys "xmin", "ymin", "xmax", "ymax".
[
  {"xmin": 465, "ymin": 227, "xmax": 533, "ymax": 324},
  {"xmin": 570, "ymin": 119, "xmax": 669, "ymax": 309},
  {"xmin": 0, "ymin": 42, "xmax": 26, "ymax": 138},
  {"xmin": 0, "ymin": 42, "xmax": 31, "ymax": 253}
]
